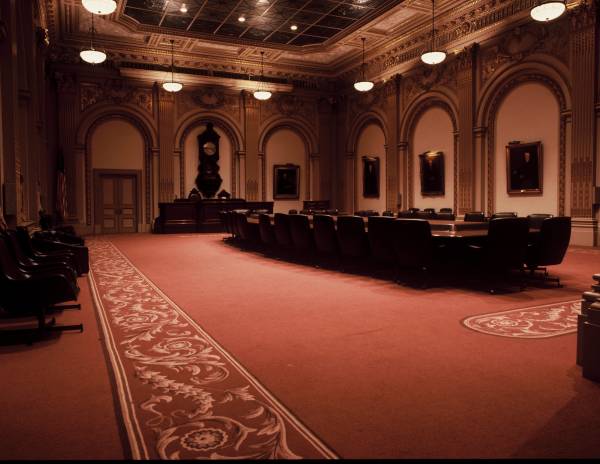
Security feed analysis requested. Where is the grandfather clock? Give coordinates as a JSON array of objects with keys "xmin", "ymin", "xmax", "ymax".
[{"xmin": 195, "ymin": 122, "xmax": 223, "ymax": 198}]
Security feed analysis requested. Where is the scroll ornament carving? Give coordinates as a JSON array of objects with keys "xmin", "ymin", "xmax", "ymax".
[
  {"xmin": 481, "ymin": 24, "xmax": 569, "ymax": 84},
  {"xmin": 569, "ymin": 0, "xmax": 597, "ymax": 31},
  {"xmin": 80, "ymin": 81, "xmax": 153, "ymax": 113},
  {"xmin": 54, "ymin": 72, "xmax": 77, "ymax": 93},
  {"xmin": 261, "ymin": 94, "xmax": 316, "ymax": 126},
  {"xmin": 402, "ymin": 64, "xmax": 452, "ymax": 106},
  {"xmin": 177, "ymin": 88, "xmax": 240, "ymax": 121},
  {"xmin": 350, "ymin": 85, "xmax": 384, "ymax": 113}
]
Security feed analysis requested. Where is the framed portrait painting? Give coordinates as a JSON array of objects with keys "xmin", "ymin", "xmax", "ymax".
[
  {"xmin": 506, "ymin": 142, "xmax": 543, "ymax": 194},
  {"xmin": 419, "ymin": 151, "xmax": 445, "ymax": 196},
  {"xmin": 273, "ymin": 164, "xmax": 300, "ymax": 199},
  {"xmin": 362, "ymin": 156, "xmax": 380, "ymax": 198}
]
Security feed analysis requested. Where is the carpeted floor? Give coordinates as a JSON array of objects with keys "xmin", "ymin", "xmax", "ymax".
[
  {"xmin": 101, "ymin": 233, "xmax": 600, "ymax": 459},
  {"xmin": 2, "ymin": 232, "xmax": 600, "ymax": 459}
]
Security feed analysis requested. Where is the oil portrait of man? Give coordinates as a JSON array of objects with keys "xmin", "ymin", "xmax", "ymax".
[
  {"xmin": 506, "ymin": 142, "xmax": 542, "ymax": 194},
  {"xmin": 419, "ymin": 151, "xmax": 445, "ymax": 196}
]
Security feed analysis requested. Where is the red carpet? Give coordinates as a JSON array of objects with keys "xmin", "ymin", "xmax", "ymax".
[{"xmin": 94, "ymin": 233, "xmax": 600, "ymax": 458}]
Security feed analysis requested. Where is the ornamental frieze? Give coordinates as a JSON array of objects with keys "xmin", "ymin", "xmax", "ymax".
[
  {"xmin": 80, "ymin": 80, "xmax": 153, "ymax": 113},
  {"xmin": 177, "ymin": 88, "xmax": 241, "ymax": 122},
  {"xmin": 260, "ymin": 94, "xmax": 317, "ymax": 127}
]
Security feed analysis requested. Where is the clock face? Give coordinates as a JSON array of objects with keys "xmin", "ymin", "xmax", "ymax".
[{"xmin": 203, "ymin": 142, "xmax": 217, "ymax": 156}]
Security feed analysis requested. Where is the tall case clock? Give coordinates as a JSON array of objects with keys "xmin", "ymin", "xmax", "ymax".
[{"xmin": 195, "ymin": 122, "xmax": 223, "ymax": 198}]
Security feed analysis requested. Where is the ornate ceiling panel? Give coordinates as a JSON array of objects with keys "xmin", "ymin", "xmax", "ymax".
[{"xmin": 122, "ymin": 0, "xmax": 400, "ymax": 47}]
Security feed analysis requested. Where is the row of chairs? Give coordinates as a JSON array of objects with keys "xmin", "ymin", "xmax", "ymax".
[
  {"xmin": 0, "ymin": 226, "xmax": 88, "ymax": 338},
  {"xmin": 221, "ymin": 211, "xmax": 571, "ymax": 291},
  {"xmin": 578, "ymin": 274, "xmax": 600, "ymax": 382}
]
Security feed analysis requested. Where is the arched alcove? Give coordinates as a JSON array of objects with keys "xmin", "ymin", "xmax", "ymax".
[{"xmin": 355, "ymin": 123, "xmax": 386, "ymax": 213}]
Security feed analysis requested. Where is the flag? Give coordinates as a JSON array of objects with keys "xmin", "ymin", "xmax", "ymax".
[{"xmin": 56, "ymin": 150, "xmax": 67, "ymax": 222}]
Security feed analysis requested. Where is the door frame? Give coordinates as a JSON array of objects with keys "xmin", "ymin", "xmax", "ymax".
[{"xmin": 93, "ymin": 169, "xmax": 142, "ymax": 234}]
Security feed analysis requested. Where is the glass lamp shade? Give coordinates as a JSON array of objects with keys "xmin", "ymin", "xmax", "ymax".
[
  {"xmin": 82, "ymin": 0, "xmax": 117, "ymax": 15},
  {"xmin": 421, "ymin": 50, "xmax": 446, "ymax": 65},
  {"xmin": 530, "ymin": 1, "xmax": 566, "ymax": 22},
  {"xmin": 253, "ymin": 89, "xmax": 272, "ymax": 101},
  {"xmin": 162, "ymin": 81, "xmax": 183, "ymax": 92},
  {"xmin": 80, "ymin": 48, "xmax": 107, "ymax": 64},
  {"xmin": 354, "ymin": 80, "xmax": 374, "ymax": 92}
]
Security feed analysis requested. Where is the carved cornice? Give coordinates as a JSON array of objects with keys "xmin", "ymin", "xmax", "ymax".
[{"xmin": 80, "ymin": 80, "xmax": 153, "ymax": 114}]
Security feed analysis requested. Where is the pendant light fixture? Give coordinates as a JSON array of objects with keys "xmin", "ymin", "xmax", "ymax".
[
  {"xmin": 354, "ymin": 37, "xmax": 374, "ymax": 92},
  {"xmin": 80, "ymin": 12, "xmax": 107, "ymax": 64},
  {"xmin": 253, "ymin": 51, "xmax": 272, "ymax": 101},
  {"xmin": 421, "ymin": 0, "xmax": 446, "ymax": 66},
  {"xmin": 162, "ymin": 39, "xmax": 183, "ymax": 93},
  {"xmin": 530, "ymin": 1, "xmax": 566, "ymax": 22},
  {"xmin": 82, "ymin": 0, "xmax": 117, "ymax": 15}
]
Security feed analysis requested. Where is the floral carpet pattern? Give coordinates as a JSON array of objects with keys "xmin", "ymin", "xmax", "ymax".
[
  {"xmin": 88, "ymin": 238, "xmax": 336, "ymax": 460},
  {"xmin": 462, "ymin": 300, "xmax": 581, "ymax": 338}
]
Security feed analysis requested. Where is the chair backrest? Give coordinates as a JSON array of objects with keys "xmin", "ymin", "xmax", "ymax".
[
  {"xmin": 288, "ymin": 209, "xmax": 298, "ymax": 215},
  {"xmin": 299, "ymin": 209, "xmax": 312, "ymax": 215},
  {"xmin": 397, "ymin": 210, "xmax": 415, "ymax": 218},
  {"xmin": 436, "ymin": 212, "xmax": 456, "ymax": 220},
  {"xmin": 416, "ymin": 211, "xmax": 436, "ymax": 220},
  {"xmin": 464, "ymin": 211, "xmax": 486, "ymax": 222},
  {"xmin": 486, "ymin": 217, "xmax": 529, "ymax": 268},
  {"xmin": 409, "ymin": 208, "xmax": 420, "ymax": 213},
  {"xmin": 392, "ymin": 219, "xmax": 433, "ymax": 268},
  {"xmin": 423, "ymin": 208, "xmax": 436, "ymax": 213},
  {"xmin": 313, "ymin": 215, "xmax": 338, "ymax": 254},
  {"xmin": 326, "ymin": 209, "xmax": 339, "ymax": 216},
  {"xmin": 258, "ymin": 214, "xmax": 276, "ymax": 245},
  {"xmin": 532, "ymin": 216, "xmax": 572, "ymax": 266},
  {"xmin": 355, "ymin": 210, "xmax": 379, "ymax": 217},
  {"xmin": 382, "ymin": 210, "xmax": 394, "ymax": 217},
  {"xmin": 527, "ymin": 213, "xmax": 553, "ymax": 230},
  {"xmin": 439, "ymin": 208, "xmax": 453, "ymax": 213},
  {"xmin": 336, "ymin": 215, "xmax": 369, "ymax": 258},
  {"xmin": 0, "ymin": 233, "xmax": 27, "ymax": 281},
  {"xmin": 288, "ymin": 214, "xmax": 314, "ymax": 251},
  {"xmin": 491, "ymin": 211, "xmax": 517, "ymax": 220},
  {"xmin": 367, "ymin": 216, "xmax": 396, "ymax": 262},
  {"xmin": 235, "ymin": 213, "xmax": 249, "ymax": 240},
  {"xmin": 274, "ymin": 213, "xmax": 293, "ymax": 247}
]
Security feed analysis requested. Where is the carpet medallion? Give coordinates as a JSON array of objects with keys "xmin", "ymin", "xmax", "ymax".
[
  {"xmin": 462, "ymin": 300, "xmax": 581, "ymax": 338},
  {"xmin": 88, "ymin": 238, "xmax": 336, "ymax": 460}
]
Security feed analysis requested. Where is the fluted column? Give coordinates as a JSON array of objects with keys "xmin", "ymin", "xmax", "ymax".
[
  {"xmin": 158, "ymin": 86, "xmax": 175, "ymax": 202},
  {"xmin": 456, "ymin": 44, "xmax": 477, "ymax": 214},
  {"xmin": 383, "ymin": 75, "xmax": 401, "ymax": 211},
  {"xmin": 243, "ymin": 91, "xmax": 260, "ymax": 201},
  {"xmin": 569, "ymin": 2, "xmax": 597, "ymax": 218}
]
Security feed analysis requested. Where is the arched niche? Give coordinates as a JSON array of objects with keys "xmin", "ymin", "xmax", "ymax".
[
  {"xmin": 411, "ymin": 107, "xmax": 456, "ymax": 211},
  {"xmin": 493, "ymin": 82, "xmax": 560, "ymax": 216},
  {"xmin": 355, "ymin": 123, "xmax": 387, "ymax": 213},
  {"xmin": 264, "ymin": 128, "xmax": 308, "ymax": 213}
]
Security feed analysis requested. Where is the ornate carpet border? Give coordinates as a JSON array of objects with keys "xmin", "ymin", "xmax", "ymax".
[
  {"xmin": 87, "ymin": 238, "xmax": 337, "ymax": 459},
  {"xmin": 462, "ymin": 300, "xmax": 581, "ymax": 339}
]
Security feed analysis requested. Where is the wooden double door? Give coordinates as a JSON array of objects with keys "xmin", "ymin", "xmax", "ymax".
[{"xmin": 97, "ymin": 173, "xmax": 138, "ymax": 234}]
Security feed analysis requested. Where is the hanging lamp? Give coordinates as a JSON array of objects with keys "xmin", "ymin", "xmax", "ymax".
[
  {"xmin": 82, "ymin": 0, "xmax": 117, "ymax": 15},
  {"xmin": 162, "ymin": 40, "xmax": 183, "ymax": 93},
  {"xmin": 354, "ymin": 37, "xmax": 374, "ymax": 92},
  {"xmin": 80, "ymin": 13, "xmax": 107, "ymax": 64},
  {"xmin": 530, "ymin": 1, "xmax": 566, "ymax": 22},
  {"xmin": 253, "ymin": 51, "xmax": 272, "ymax": 101},
  {"xmin": 420, "ymin": 0, "xmax": 446, "ymax": 65}
]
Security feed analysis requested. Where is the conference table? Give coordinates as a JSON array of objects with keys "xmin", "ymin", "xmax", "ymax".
[{"xmin": 246, "ymin": 213, "xmax": 541, "ymax": 239}]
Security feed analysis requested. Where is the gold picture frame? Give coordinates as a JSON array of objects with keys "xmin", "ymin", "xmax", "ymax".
[{"xmin": 506, "ymin": 141, "xmax": 543, "ymax": 195}]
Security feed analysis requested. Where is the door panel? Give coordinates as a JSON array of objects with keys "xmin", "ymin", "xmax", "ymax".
[{"xmin": 98, "ymin": 174, "xmax": 138, "ymax": 234}]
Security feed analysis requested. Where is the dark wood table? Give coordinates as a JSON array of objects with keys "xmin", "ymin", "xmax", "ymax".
[{"xmin": 246, "ymin": 214, "xmax": 494, "ymax": 238}]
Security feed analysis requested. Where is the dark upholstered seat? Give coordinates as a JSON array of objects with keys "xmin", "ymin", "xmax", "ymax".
[
  {"xmin": 236, "ymin": 213, "xmax": 260, "ymax": 243},
  {"xmin": 416, "ymin": 211, "xmax": 436, "ymax": 219},
  {"xmin": 355, "ymin": 210, "xmax": 379, "ymax": 217},
  {"xmin": 288, "ymin": 214, "xmax": 314, "ymax": 251},
  {"xmin": 527, "ymin": 213, "xmax": 553, "ymax": 230},
  {"xmin": 337, "ymin": 215, "xmax": 369, "ymax": 258},
  {"xmin": 440, "ymin": 208, "xmax": 453, "ymax": 213},
  {"xmin": 525, "ymin": 216, "xmax": 571, "ymax": 285},
  {"xmin": 313, "ymin": 215, "xmax": 338, "ymax": 255},
  {"xmin": 258, "ymin": 214, "xmax": 276, "ymax": 246},
  {"xmin": 436, "ymin": 212, "xmax": 456, "ymax": 220},
  {"xmin": 490, "ymin": 212, "xmax": 517, "ymax": 220},
  {"xmin": 468, "ymin": 217, "xmax": 529, "ymax": 291},
  {"xmin": 274, "ymin": 213, "xmax": 293, "ymax": 248},
  {"xmin": 397, "ymin": 210, "xmax": 415, "ymax": 218},
  {"xmin": 464, "ymin": 211, "xmax": 486, "ymax": 222},
  {"xmin": 367, "ymin": 216, "xmax": 396, "ymax": 263},
  {"xmin": 382, "ymin": 210, "xmax": 395, "ymax": 217},
  {"xmin": 392, "ymin": 219, "xmax": 435, "ymax": 270}
]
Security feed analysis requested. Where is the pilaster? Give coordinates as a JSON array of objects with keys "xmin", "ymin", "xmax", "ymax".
[{"xmin": 158, "ymin": 86, "xmax": 175, "ymax": 202}]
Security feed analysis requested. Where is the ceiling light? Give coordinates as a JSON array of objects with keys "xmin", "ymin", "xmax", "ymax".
[
  {"xmin": 253, "ymin": 51, "xmax": 272, "ymax": 101},
  {"xmin": 238, "ymin": 15, "xmax": 246, "ymax": 22},
  {"xmin": 421, "ymin": 0, "xmax": 446, "ymax": 65},
  {"xmin": 180, "ymin": 3, "xmax": 188, "ymax": 14},
  {"xmin": 290, "ymin": 24, "xmax": 298, "ymax": 31},
  {"xmin": 530, "ymin": 1, "xmax": 566, "ymax": 22},
  {"xmin": 354, "ymin": 37, "xmax": 374, "ymax": 92},
  {"xmin": 81, "ymin": 12, "xmax": 107, "ymax": 64},
  {"xmin": 162, "ymin": 39, "xmax": 183, "ymax": 93},
  {"xmin": 81, "ymin": 0, "xmax": 117, "ymax": 15}
]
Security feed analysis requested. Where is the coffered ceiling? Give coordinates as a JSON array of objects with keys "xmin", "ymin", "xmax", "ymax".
[{"xmin": 44, "ymin": 0, "xmax": 543, "ymax": 86}]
